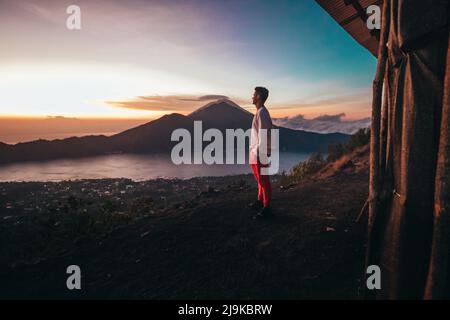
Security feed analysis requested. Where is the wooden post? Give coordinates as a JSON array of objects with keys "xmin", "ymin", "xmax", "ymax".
[
  {"xmin": 368, "ymin": 0, "xmax": 390, "ymax": 233},
  {"xmin": 365, "ymin": 2, "xmax": 391, "ymax": 298},
  {"xmin": 379, "ymin": 68, "xmax": 389, "ymax": 178}
]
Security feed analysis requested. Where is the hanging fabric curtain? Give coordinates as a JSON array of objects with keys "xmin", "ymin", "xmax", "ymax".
[{"xmin": 366, "ymin": 0, "xmax": 449, "ymax": 299}]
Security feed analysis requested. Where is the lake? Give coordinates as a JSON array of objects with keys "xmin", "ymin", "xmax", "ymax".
[{"xmin": 0, "ymin": 152, "xmax": 311, "ymax": 182}]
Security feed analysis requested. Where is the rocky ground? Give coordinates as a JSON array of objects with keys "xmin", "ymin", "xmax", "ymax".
[{"xmin": 0, "ymin": 146, "xmax": 369, "ymax": 299}]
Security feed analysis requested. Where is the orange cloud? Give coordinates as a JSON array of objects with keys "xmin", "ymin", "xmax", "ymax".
[{"xmin": 106, "ymin": 94, "xmax": 249, "ymax": 113}]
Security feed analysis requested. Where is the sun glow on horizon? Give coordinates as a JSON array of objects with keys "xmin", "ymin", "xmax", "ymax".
[{"xmin": 0, "ymin": 61, "xmax": 220, "ymax": 118}]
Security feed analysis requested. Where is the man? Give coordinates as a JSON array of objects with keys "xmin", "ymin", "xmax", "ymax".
[{"xmin": 249, "ymin": 86, "xmax": 273, "ymax": 218}]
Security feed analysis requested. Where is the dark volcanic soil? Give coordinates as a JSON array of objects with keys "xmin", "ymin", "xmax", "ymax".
[{"xmin": 0, "ymin": 148, "xmax": 369, "ymax": 299}]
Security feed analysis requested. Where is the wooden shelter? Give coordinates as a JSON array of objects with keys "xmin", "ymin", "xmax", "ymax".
[{"xmin": 316, "ymin": 0, "xmax": 450, "ymax": 299}]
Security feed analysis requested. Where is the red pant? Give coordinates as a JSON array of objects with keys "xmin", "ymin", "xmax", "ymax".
[{"xmin": 251, "ymin": 163, "xmax": 272, "ymax": 207}]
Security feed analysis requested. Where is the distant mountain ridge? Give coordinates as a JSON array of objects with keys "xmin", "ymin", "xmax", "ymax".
[
  {"xmin": 273, "ymin": 114, "xmax": 371, "ymax": 134},
  {"xmin": 0, "ymin": 100, "xmax": 349, "ymax": 165}
]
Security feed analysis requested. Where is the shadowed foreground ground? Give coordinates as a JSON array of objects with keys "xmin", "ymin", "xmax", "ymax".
[{"xmin": 0, "ymin": 148, "xmax": 369, "ymax": 299}]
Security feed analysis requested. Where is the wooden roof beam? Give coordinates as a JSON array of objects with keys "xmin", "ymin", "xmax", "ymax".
[
  {"xmin": 344, "ymin": 0, "xmax": 370, "ymax": 23},
  {"xmin": 343, "ymin": 0, "xmax": 380, "ymax": 40}
]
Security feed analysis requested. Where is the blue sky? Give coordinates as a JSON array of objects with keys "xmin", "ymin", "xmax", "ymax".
[
  {"xmin": 209, "ymin": 0, "xmax": 375, "ymax": 84},
  {"xmin": 0, "ymin": 0, "xmax": 376, "ymax": 120}
]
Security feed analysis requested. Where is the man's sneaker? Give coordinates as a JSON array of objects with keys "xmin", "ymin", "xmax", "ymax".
[
  {"xmin": 253, "ymin": 206, "xmax": 272, "ymax": 219},
  {"xmin": 248, "ymin": 200, "xmax": 263, "ymax": 210}
]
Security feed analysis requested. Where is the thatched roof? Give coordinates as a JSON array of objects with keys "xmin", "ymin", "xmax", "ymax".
[{"xmin": 315, "ymin": 0, "xmax": 382, "ymax": 56}]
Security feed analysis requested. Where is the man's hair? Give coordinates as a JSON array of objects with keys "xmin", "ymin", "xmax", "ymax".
[{"xmin": 255, "ymin": 86, "xmax": 269, "ymax": 104}]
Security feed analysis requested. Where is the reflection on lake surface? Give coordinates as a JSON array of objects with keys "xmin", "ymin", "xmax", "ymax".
[{"xmin": 0, "ymin": 152, "xmax": 311, "ymax": 182}]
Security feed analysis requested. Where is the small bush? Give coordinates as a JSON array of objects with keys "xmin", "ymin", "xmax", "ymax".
[
  {"xmin": 346, "ymin": 127, "xmax": 370, "ymax": 151},
  {"xmin": 327, "ymin": 142, "xmax": 345, "ymax": 162},
  {"xmin": 326, "ymin": 128, "xmax": 370, "ymax": 162},
  {"xmin": 289, "ymin": 152, "xmax": 326, "ymax": 183}
]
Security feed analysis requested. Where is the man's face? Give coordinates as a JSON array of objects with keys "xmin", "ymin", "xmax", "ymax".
[{"xmin": 252, "ymin": 91, "xmax": 259, "ymax": 105}]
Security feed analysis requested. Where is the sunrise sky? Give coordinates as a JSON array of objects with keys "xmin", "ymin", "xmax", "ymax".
[{"xmin": 0, "ymin": 0, "xmax": 376, "ymax": 142}]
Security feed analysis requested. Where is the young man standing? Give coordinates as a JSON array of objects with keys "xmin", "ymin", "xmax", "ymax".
[{"xmin": 249, "ymin": 86, "xmax": 273, "ymax": 218}]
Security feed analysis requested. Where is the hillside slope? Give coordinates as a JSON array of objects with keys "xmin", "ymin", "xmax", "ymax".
[{"xmin": 0, "ymin": 147, "xmax": 369, "ymax": 299}]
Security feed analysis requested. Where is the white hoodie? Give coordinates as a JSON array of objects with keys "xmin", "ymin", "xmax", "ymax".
[{"xmin": 249, "ymin": 106, "xmax": 272, "ymax": 165}]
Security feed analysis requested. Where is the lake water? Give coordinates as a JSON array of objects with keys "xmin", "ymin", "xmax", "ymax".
[{"xmin": 0, "ymin": 152, "xmax": 311, "ymax": 182}]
